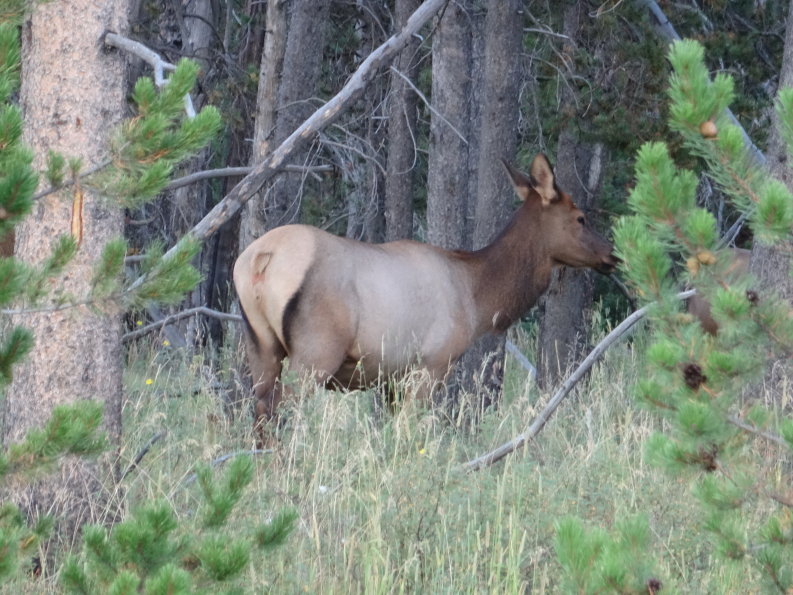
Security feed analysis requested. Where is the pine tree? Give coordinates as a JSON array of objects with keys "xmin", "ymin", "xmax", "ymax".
[
  {"xmin": 59, "ymin": 457, "xmax": 297, "ymax": 593},
  {"xmin": 0, "ymin": 5, "xmax": 280, "ymax": 585},
  {"xmin": 558, "ymin": 39, "xmax": 793, "ymax": 592},
  {"xmin": 554, "ymin": 515, "xmax": 661, "ymax": 594},
  {"xmin": 0, "ymin": 402, "xmax": 106, "ymax": 583}
]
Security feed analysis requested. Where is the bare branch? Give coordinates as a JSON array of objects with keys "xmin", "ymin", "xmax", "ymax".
[
  {"xmin": 122, "ymin": 431, "xmax": 166, "ymax": 480},
  {"xmin": 103, "ymin": 32, "xmax": 196, "ymax": 117},
  {"xmin": 462, "ymin": 289, "xmax": 696, "ymax": 472},
  {"xmin": 727, "ymin": 415, "xmax": 791, "ymax": 449},
  {"xmin": 165, "ymin": 164, "xmax": 334, "ymax": 191},
  {"xmin": 522, "ymin": 27, "xmax": 570, "ymax": 40},
  {"xmin": 32, "ymin": 159, "xmax": 112, "ymax": 201},
  {"xmin": 504, "ymin": 340, "xmax": 537, "ymax": 380},
  {"xmin": 123, "ymin": 306, "xmax": 242, "ymax": 342},
  {"xmin": 390, "ymin": 65, "xmax": 468, "ymax": 145}
]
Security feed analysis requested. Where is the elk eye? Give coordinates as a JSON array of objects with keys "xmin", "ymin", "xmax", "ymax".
[{"xmin": 577, "ymin": 216, "xmax": 586, "ymax": 225}]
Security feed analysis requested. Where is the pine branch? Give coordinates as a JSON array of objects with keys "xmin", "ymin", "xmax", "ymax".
[
  {"xmin": 634, "ymin": 0, "xmax": 766, "ymax": 167},
  {"xmin": 180, "ymin": 450, "xmax": 272, "ymax": 487},
  {"xmin": 31, "ymin": 159, "xmax": 111, "ymax": 201}
]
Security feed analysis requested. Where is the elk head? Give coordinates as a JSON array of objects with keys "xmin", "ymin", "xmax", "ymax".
[{"xmin": 504, "ymin": 155, "xmax": 617, "ymax": 274}]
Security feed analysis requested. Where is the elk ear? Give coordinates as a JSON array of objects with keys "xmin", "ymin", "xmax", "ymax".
[
  {"xmin": 501, "ymin": 159, "xmax": 533, "ymax": 202},
  {"xmin": 529, "ymin": 154, "xmax": 558, "ymax": 206}
]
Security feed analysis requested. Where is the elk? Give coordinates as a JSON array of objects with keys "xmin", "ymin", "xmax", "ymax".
[{"xmin": 234, "ymin": 155, "xmax": 617, "ymax": 441}]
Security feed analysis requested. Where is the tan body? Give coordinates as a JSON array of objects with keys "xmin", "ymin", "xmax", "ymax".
[
  {"xmin": 687, "ymin": 248, "xmax": 750, "ymax": 335},
  {"xmin": 234, "ymin": 155, "xmax": 617, "ymax": 440}
]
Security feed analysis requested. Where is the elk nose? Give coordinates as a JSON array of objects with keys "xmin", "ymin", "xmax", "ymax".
[{"xmin": 598, "ymin": 252, "xmax": 620, "ymax": 274}]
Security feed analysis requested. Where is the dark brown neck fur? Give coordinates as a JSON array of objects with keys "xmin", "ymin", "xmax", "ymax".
[{"xmin": 455, "ymin": 201, "xmax": 554, "ymax": 335}]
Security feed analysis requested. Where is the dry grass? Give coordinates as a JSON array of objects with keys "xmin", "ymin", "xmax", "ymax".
[{"xmin": 9, "ymin": 321, "xmax": 788, "ymax": 593}]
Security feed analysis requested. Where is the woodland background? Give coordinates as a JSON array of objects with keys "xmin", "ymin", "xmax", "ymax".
[
  {"xmin": 2, "ymin": 0, "xmax": 793, "ymax": 591},
  {"xmin": 122, "ymin": 0, "xmax": 788, "ymax": 382}
]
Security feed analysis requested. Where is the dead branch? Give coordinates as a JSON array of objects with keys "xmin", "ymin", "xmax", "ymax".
[
  {"xmin": 103, "ymin": 32, "xmax": 196, "ymax": 117},
  {"xmin": 165, "ymin": 164, "xmax": 334, "ymax": 191},
  {"xmin": 727, "ymin": 415, "xmax": 790, "ymax": 449},
  {"xmin": 122, "ymin": 431, "xmax": 166, "ymax": 480},
  {"xmin": 462, "ymin": 289, "xmax": 696, "ymax": 472},
  {"xmin": 504, "ymin": 340, "xmax": 537, "ymax": 380},
  {"xmin": 123, "ymin": 306, "xmax": 242, "ymax": 342},
  {"xmin": 127, "ymin": 0, "xmax": 447, "ymax": 292},
  {"xmin": 32, "ymin": 159, "xmax": 112, "ymax": 201},
  {"xmin": 390, "ymin": 65, "xmax": 468, "ymax": 144}
]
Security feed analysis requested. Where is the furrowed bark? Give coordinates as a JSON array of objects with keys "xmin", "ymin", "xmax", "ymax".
[{"xmin": 4, "ymin": 0, "xmax": 129, "ymax": 567}]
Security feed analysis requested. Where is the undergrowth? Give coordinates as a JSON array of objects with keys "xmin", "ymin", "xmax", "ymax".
[{"xmin": 10, "ymin": 320, "xmax": 784, "ymax": 593}]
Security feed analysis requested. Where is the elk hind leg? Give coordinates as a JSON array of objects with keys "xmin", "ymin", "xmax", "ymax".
[{"xmin": 242, "ymin": 322, "xmax": 286, "ymax": 445}]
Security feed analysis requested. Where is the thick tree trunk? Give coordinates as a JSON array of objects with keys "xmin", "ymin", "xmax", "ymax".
[
  {"xmin": 384, "ymin": 0, "xmax": 422, "ymax": 241},
  {"xmin": 3, "ymin": 0, "xmax": 128, "ymax": 563},
  {"xmin": 750, "ymin": 0, "xmax": 793, "ymax": 398},
  {"xmin": 453, "ymin": 0, "xmax": 523, "ymax": 411},
  {"xmin": 426, "ymin": 0, "xmax": 472, "ymax": 250}
]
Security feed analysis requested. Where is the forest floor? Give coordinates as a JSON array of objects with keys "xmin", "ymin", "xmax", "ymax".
[{"xmin": 67, "ymin": 312, "xmax": 789, "ymax": 592}]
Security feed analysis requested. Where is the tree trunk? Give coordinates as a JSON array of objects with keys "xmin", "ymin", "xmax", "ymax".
[
  {"xmin": 750, "ymin": 0, "xmax": 793, "ymax": 398},
  {"xmin": 426, "ymin": 0, "xmax": 473, "ymax": 250},
  {"xmin": 384, "ymin": 0, "xmax": 422, "ymax": 241},
  {"xmin": 536, "ymin": 2, "xmax": 607, "ymax": 389},
  {"xmin": 3, "ymin": 0, "xmax": 128, "ymax": 564},
  {"xmin": 172, "ymin": 0, "xmax": 217, "ymax": 346},
  {"xmin": 447, "ymin": 0, "xmax": 523, "ymax": 412},
  {"xmin": 342, "ymin": 1, "xmax": 389, "ymax": 243},
  {"xmin": 240, "ymin": 0, "xmax": 288, "ymax": 250},
  {"xmin": 265, "ymin": 0, "xmax": 331, "ymax": 231},
  {"xmin": 538, "ymin": 136, "xmax": 606, "ymax": 387},
  {"xmin": 239, "ymin": 0, "xmax": 331, "ymax": 248}
]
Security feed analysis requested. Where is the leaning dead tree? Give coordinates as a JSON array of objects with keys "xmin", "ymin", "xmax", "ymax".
[{"xmin": 122, "ymin": 0, "xmax": 447, "ymax": 293}]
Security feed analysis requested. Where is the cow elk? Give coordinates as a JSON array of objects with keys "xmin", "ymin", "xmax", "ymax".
[{"xmin": 234, "ymin": 155, "xmax": 617, "ymax": 443}]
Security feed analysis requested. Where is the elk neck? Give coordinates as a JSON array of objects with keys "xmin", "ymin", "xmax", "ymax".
[{"xmin": 455, "ymin": 201, "xmax": 554, "ymax": 335}]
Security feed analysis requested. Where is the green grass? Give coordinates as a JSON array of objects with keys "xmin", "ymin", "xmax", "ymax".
[{"xmin": 16, "ymin": 322, "xmax": 787, "ymax": 593}]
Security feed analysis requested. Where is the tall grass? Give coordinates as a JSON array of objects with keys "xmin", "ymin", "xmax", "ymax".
[{"xmin": 101, "ymin": 320, "xmax": 790, "ymax": 593}]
